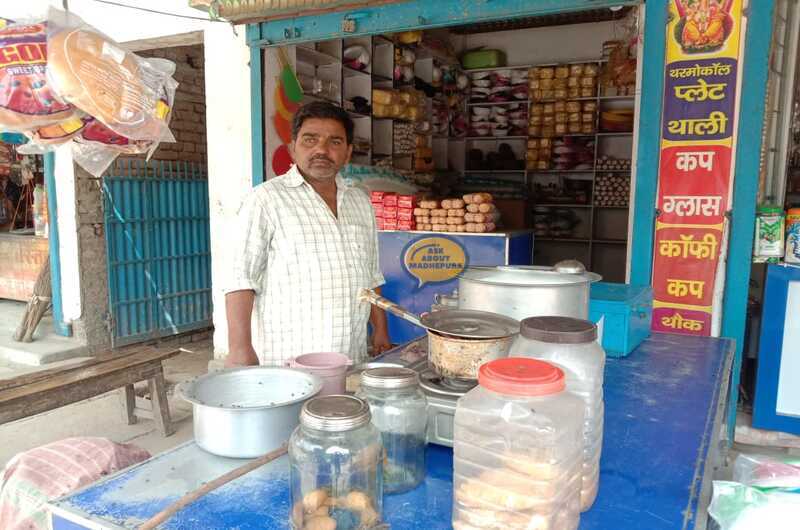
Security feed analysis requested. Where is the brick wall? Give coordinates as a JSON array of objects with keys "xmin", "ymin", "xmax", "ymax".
[{"xmin": 136, "ymin": 44, "xmax": 207, "ymax": 165}]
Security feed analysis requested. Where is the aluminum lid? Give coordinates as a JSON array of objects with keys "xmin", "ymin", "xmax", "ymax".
[
  {"xmin": 361, "ymin": 367, "xmax": 419, "ymax": 390},
  {"xmin": 420, "ymin": 309, "xmax": 520, "ymax": 339},
  {"xmin": 460, "ymin": 260, "xmax": 601, "ymax": 288},
  {"xmin": 520, "ymin": 316, "xmax": 597, "ymax": 344},
  {"xmin": 300, "ymin": 395, "xmax": 371, "ymax": 432}
]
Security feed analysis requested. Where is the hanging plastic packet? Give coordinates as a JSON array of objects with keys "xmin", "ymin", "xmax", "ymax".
[
  {"xmin": 71, "ymin": 117, "xmax": 175, "ymax": 177},
  {"xmin": 709, "ymin": 454, "xmax": 800, "ymax": 530},
  {"xmin": 45, "ymin": 8, "xmax": 177, "ymax": 142},
  {"xmin": 0, "ymin": 20, "xmax": 77, "ymax": 131},
  {"xmin": 25, "ymin": 111, "xmax": 90, "ymax": 146}
]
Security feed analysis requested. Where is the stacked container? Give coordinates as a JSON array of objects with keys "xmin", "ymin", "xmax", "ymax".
[
  {"xmin": 510, "ymin": 316, "xmax": 606, "ymax": 511},
  {"xmin": 357, "ymin": 367, "xmax": 428, "ymax": 494},
  {"xmin": 453, "ymin": 358, "xmax": 584, "ymax": 530}
]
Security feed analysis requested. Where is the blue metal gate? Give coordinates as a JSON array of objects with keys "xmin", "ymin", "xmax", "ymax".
[{"xmin": 103, "ymin": 160, "xmax": 212, "ymax": 347}]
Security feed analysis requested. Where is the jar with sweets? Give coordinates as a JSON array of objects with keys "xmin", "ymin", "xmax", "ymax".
[
  {"xmin": 510, "ymin": 316, "xmax": 605, "ymax": 511},
  {"xmin": 453, "ymin": 358, "xmax": 584, "ymax": 530},
  {"xmin": 289, "ymin": 395, "xmax": 383, "ymax": 530}
]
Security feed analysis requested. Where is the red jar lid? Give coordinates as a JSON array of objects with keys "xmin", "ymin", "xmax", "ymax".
[{"xmin": 479, "ymin": 358, "xmax": 565, "ymax": 396}]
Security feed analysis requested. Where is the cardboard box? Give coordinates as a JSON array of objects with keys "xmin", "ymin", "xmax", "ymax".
[
  {"xmin": 383, "ymin": 219, "xmax": 399, "ymax": 230},
  {"xmin": 398, "ymin": 195, "xmax": 417, "ymax": 209},
  {"xmin": 397, "ymin": 209, "xmax": 414, "ymax": 222},
  {"xmin": 370, "ymin": 191, "xmax": 386, "ymax": 203},
  {"xmin": 383, "ymin": 206, "xmax": 398, "ymax": 219},
  {"xmin": 397, "ymin": 221, "xmax": 416, "ymax": 231},
  {"xmin": 382, "ymin": 193, "xmax": 398, "ymax": 207}
]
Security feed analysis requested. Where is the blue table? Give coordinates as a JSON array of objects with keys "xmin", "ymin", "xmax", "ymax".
[{"xmin": 49, "ymin": 332, "xmax": 733, "ymax": 530}]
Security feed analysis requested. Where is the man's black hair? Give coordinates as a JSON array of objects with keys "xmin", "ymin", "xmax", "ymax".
[{"xmin": 291, "ymin": 101, "xmax": 354, "ymax": 145}]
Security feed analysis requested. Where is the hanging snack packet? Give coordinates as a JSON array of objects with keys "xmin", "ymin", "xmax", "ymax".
[
  {"xmin": 46, "ymin": 8, "xmax": 177, "ymax": 142},
  {"xmin": 25, "ymin": 111, "xmax": 90, "ymax": 146},
  {"xmin": 0, "ymin": 21, "xmax": 76, "ymax": 130}
]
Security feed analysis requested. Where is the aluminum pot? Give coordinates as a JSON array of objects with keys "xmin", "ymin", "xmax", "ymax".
[
  {"xmin": 458, "ymin": 260, "xmax": 601, "ymax": 321},
  {"xmin": 427, "ymin": 330, "xmax": 515, "ymax": 381},
  {"xmin": 178, "ymin": 367, "xmax": 322, "ymax": 458},
  {"xmin": 360, "ymin": 289, "xmax": 519, "ymax": 381}
]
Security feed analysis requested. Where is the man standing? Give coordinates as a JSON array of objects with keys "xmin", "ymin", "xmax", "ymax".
[{"xmin": 225, "ymin": 102, "xmax": 390, "ymax": 367}]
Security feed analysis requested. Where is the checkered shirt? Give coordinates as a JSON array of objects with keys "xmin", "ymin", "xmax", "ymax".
[{"xmin": 226, "ymin": 165, "xmax": 385, "ymax": 366}]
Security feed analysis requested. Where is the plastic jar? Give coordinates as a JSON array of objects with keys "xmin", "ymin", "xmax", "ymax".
[
  {"xmin": 453, "ymin": 358, "xmax": 584, "ymax": 530},
  {"xmin": 357, "ymin": 367, "xmax": 428, "ymax": 494},
  {"xmin": 289, "ymin": 395, "xmax": 383, "ymax": 530},
  {"xmin": 510, "ymin": 316, "xmax": 605, "ymax": 511}
]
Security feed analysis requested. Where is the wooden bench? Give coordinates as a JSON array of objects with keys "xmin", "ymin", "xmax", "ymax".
[{"xmin": 0, "ymin": 347, "xmax": 183, "ymax": 436}]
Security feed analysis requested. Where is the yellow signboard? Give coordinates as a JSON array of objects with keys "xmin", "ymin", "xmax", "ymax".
[{"xmin": 402, "ymin": 237, "xmax": 467, "ymax": 287}]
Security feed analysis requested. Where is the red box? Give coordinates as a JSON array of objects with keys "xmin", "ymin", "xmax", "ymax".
[
  {"xmin": 398, "ymin": 195, "xmax": 417, "ymax": 209},
  {"xmin": 382, "ymin": 193, "xmax": 398, "ymax": 207},
  {"xmin": 376, "ymin": 218, "xmax": 385, "ymax": 230},
  {"xmin": 397, "ymin": 221, "xmax": 416, "ymax": 231},
  {"xmin": 397, "ymin": 209, "xmax": 414, "ymax": 221},
  {"xmin": 383, "ymin": 206, "xmax": 398, "ymax": 219},
  {"xmin": 383, "ymin": 219, "xmax": 399, "ymax": 230},
  {"xmin": 372, "ymin": 203, "xmax": 384, "ymax": 218},
  {"xmin": 370, "ymin": 191, "xmax": 386, "ymax": 203}
]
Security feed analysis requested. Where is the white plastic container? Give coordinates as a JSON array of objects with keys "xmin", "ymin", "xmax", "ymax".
[
  {"xmin": 453, "ymin": 358, "xmax": 584, "ymax": 530},
  {"xmin": 510, "ymin": 316, "xmax": 606, "ymax": 511}
]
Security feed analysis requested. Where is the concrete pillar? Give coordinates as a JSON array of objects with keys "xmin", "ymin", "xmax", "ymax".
[{"xmin": 204, "ymin": 25, "xmax": 253, "ymax": 359}]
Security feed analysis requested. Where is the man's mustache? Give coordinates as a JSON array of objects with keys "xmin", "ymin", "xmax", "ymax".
[{"xmin": 310, "ymin": 155, "xmax": 334, "ymax": 164}]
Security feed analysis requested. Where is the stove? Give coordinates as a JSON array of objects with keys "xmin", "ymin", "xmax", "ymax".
[
  {"xmin": 361, "ymin": 338, "xmax": 475, "ymax": 447},
  {"xmin": 411, "ymin": 359, "xmax": 476, "ymax": 447}
]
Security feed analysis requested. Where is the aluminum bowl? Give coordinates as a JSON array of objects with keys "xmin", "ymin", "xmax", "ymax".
[{"xmin": 179, "ymin": 367, "xmax": 322, "ymax": 458}]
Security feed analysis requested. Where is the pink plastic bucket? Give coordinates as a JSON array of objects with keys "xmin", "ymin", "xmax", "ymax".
[{"xmin": 288, "ymin": 353, "xmax": 351, "ymax": 396}]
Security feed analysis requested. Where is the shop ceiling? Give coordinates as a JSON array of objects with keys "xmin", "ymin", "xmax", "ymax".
[
  {"xmin": 448, "ymin": 7, "xmax": 635, "ymax": 34},
  {"xmin": 243, "ymin": 0, "xmax": 641, "ymax": 47}
]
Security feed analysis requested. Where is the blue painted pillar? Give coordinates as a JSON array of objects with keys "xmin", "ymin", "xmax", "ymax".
[
  {"xmin": 249, "ymin": 24, "xmax": 265, "ymax": 186},
  {"xmin": 43, "ymin": 152, "xmax": 71, "ymax": 337},
  {"xmin": 723, "ymin": 1, "xmax": 777, "ymax": 440},
  {"xmin": 629, "ymin": 0, "xmax": 668, "ymax": 286}
]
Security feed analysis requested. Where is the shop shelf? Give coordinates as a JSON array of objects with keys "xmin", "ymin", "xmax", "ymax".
[
  {"xmin": 536, "ymin": 237, "xmax": 591, "ymax": 242},
  {"xmin": 535, "ymin": 204, "xmax": 592, "ymax": 208},
  {"xmin": 343, "ymin": 65, "xmax": 370, "ymax": 77},
  {"xmin": 529, "ymin": 169, "xmax": 595, "ymax": 174},
  {"xmin": 465, "ymin": 135, "xmax": 528, "ymax": 141},
  {"xmin": 467, "ymin": 100, "xmax": 529, "ymax": 107},
  {"xmin": 464, "ymin": 169, "xmax": 525, "ymax": 174},
  {"xmin": 596, "ymin": 132, "xmax": 634, "ymax": 137},
  {"xmin": 296, "ymin": 46, "xmax": 340, "ymax": 66},
  {"xmin": 594, "ymin": 239, "xmax": 628, "ymax": 244}
]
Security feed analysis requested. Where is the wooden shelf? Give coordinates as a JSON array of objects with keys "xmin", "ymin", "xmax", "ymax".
[
  {"xmin": 465, "ymin": 135, "xmax": 528, "ymax": 141},
  {"xmin": 464, "ymin": 169, "xmax": 525, "ymax": 174},
  {"xmin": 296, "ymin": 46, "xmax": 340, "ymax": 66},
  {"xmin": 467, "ymin": 100, "xmax": 529, "ymax": 107},
  {"xmin": 529, "ymin": 169, "xmax": 595, "ymax": 174},
  {"xmin": 535, "ymin": 204, "xmax": 592, "ymax": 208},
  {"xmin": 536, "ymin": 237, "xmax": 591, "ymax": 243},
  {"xmin": 594, "ymin": 239, "xmax": 627, "ymax": 244}
]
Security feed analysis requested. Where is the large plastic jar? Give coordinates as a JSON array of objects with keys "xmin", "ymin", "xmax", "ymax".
[
  {"xmin": 357, "ymin": 367, "xmax": 428, "ymax": 494},
  {"xmin": 453, "ymin": 358, "xmax": 584, "ymax": 530},
  {"xmin": 289, "ymin": 395, "xmax": 383, "ymax": 530},
  {"xmin": 510, "ymin": 316, "xmax": 606, "ymax": 511}
]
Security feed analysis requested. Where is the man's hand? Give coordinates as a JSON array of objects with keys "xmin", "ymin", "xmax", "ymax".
[
  {"xmin": 371, "ymin": 328, "xmax": 392, "ymax": 356},
  {"xmin": 224, "ymin": 346, "xmax": 260, "ymax": 368}
]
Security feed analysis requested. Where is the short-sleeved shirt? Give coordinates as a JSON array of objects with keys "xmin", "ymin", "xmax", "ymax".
[{"xmin": 226, "ymin": 165, "xmax": 385, "ymax": 365}]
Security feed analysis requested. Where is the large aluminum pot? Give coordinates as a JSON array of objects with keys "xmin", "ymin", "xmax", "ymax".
[
  {"xmin": 178, "ymin": 367, "xmax": 322, "ymax": 458},
  {"xmin": 458, "ymin": 260, "xmax": 601, "ymax": 321}
]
